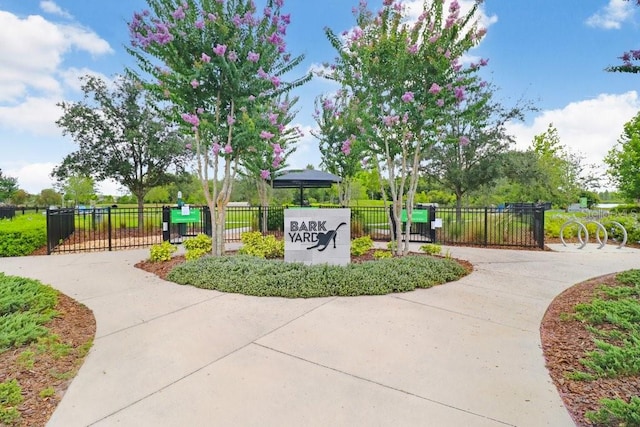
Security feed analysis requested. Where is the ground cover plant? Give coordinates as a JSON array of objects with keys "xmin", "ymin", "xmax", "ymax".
[
  {"xmin": 165, "ymin": 253, "xmax": 468, "ymax": 298},
  {"xmin": 0, "ymin": 273, "xmax": 95, "ymax": 426},
  {"xmin": 541, "ymin": 269, "xmax": 640, "ymax": 426}
]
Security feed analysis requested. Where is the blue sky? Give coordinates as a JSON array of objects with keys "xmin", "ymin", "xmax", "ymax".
[{"xmin": 0, "ymin": 0, "xmax": 639, "ymax": 195}]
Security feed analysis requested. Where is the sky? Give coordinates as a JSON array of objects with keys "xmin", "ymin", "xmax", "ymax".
[{"xmin": 0, "ymin": 0, "xmax": 639, "ymax": 196}]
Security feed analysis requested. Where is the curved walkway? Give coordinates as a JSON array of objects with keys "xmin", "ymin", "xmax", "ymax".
[{"xmin": 1, "ymin": 243, "xmax": 639, "ymax": 426}]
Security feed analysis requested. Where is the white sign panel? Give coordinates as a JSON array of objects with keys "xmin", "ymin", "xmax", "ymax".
[{"xmin": 284, "ymin": 208, "xmax": 351, "ymax": 266}]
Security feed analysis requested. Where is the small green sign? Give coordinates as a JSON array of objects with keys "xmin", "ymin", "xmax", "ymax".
[
  {"xmin": 579, "ymin": 197, "xmax": 588, "ymax": 208},
  {"xmin": 171, "ymin": 208, "xmax": 201, "ymax": 224},
  {"xmin": 400, "ymin": 209, "xmax": 429, "ymax": 223}
]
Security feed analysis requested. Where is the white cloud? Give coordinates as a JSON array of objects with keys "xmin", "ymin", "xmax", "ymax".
[
  {"xmin": 59, "ymin": 67, "xmax": 111, "ymax": 93},
  {"xmin": 0, "ymin": 96, "xmax": 64, "ymax": 136},
  {"xmin": 586, "ymin": 0, "xmax": 634, "ymax": 29},
  {"xmin": 288, "ymin": 124, "xmax": 321, "ymax": 169},
  {"xmin": 39, "ymin": 1, "xmax": 73, "ymax": 19},
  {"xmin": 0, "ymin": 10, "xmax": 112, "ymax": 102},
  {"xmin": 506, "ymin": 91, "xmax": 640, "ymax": 169},
  {"xmin": 5, "ymin": 162, "xmax": 58, "ymax": 194}
]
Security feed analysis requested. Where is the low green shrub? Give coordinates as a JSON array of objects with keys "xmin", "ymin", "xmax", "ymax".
[
  {"xmin": 238, "ymin": 232, "xmax": 284, "ymax": 259},
  {"xmin": 351, "ymin": 236, "xmax": 373, "ymax": 256},
  {"xmin": 420, "ymin": 243, "xmax": 442, "ymax": 256},
  {"xmin": 585, "ymin": 396, "xmax": 640, "ymax": 426},
  {"xmin": 0, "ymin": 274, "xmax": 58, "ymax": 352},
  {"xmin": 149, "ymin": 241, "xmax": 177, "ymax": 262},
  {"xmin": 0, "ymin": 215, "xmax": 46, "ymax": 257},
  {"xmin": 0, "ymin": 379, "xmax": 23, "ymax": 424},
  {"xmin": 183, "ymin": 234, "xmax": 212, "ymax": 261},
  {"xmin": 373, "ymin": 250, "xmax": 392, "ymax": 259},
  {"xmin": 167, "ymin": 254, "xmax": 467, "ymax": 298}
]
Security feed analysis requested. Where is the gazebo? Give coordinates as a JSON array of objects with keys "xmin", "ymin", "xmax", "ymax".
[{"xmin": 272, "ymin": 169, "xmax": 342, "ymax": 206}]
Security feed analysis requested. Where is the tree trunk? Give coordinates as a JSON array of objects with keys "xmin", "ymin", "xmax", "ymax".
[{"xmin": 136, "ymin": 192, "xmax": 145, "ymax": 232}]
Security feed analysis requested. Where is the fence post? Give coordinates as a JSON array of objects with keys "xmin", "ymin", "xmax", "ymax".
[
  {"xmin": 389, "ymin": 205, "xmax": 397, "ymax": 241},
  {"xmin": 534, "ymin": 207, "xmax": 545, "ymax": 249},
  {"xmin": 429, "ymin": 206, "xmax": 437, "ymax": 243},
  {"xmin": 162, "ymin": 206, "xmax": 170, "ymax": 242},
  {"xmin": 107, "ymin": 207, "xmax": 112, "ymax": 251},
  {"xmin": 484, "ymin": 207, "xmax": 488, "ymax": 247}
]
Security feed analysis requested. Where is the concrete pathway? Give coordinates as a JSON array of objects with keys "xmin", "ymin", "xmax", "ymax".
[{"xmin": 1, "ymin": 242, "xmax": 639, "ymax": 426}]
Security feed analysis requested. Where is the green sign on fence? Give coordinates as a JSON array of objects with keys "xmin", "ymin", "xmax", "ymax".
[
  {"xmin": 400, "ymin": 209, "xmax": 429, "ymax": 223},
  {"xmin": 171, "ymin": 208, "xmax": 201, "ymax": 224}
]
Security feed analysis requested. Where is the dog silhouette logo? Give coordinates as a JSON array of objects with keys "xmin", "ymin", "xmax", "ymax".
[{"xmin": 306, "ymin": 222, "xmax": 347, "ymax": 252}]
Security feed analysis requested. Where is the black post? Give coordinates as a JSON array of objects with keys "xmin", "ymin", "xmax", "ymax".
[
  {"xmin": 484, "ymin": 207, "xmax": 488, "ymax": 247},
  {"xmin": 107, "ymin": 207, "xmax": 112, "ymax": 251},
  {"xmin": 429, "ymin": 206, "xmax": 437, "ymax": 243},
  {"xmin": 389, "ymin": 205, "xmax": 397, "ymax": 241},
  {"xmin": 162, "ymin": 206, "xmax": 170, "ymax": 242}
]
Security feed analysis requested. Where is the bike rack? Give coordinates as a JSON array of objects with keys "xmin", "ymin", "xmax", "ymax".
[{"xmin": 559, "ymin": 218, "xmax": 627, "ymax": 249}]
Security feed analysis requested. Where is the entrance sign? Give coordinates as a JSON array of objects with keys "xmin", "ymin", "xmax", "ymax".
[{"xmin": 284, "ymin": 208, "xmax": 351, "ymax": 266}]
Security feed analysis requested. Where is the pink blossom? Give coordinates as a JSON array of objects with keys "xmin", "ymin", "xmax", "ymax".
[
  {"xmin": 257, "ymin": 67, "xmax": 269, "ymax": 79},
  {"xmin": 272, "ymin": 156, "xmax": 282, "ymax": 168},
  {"xmin": 272, "ymin": 143, "xmax": 284, "ymax": 155},
  {"xmin": 401, "ymin": 91, "xmax": 414, "ymax": 102},
  {"xmin": 213, "ymin": 44, "xmax": 227, "ymax": 56},
  {"xmin": 429, "ymin": 83, "xmax": 441, "ymax": 94},
  {"xmin": 227, "ymin": 51, "xmax": 238, "ymax": 61},
  {"xmin": 191, "ymin": 80, "xmax": 200, "ymax": 89},
  {"xmin": 459, "ymin": 136, "xmax": 470, "ymax": 146},
  {"xmin": 247, "ymin": 51, "xmax": 260, "ymax": 62},
  {"xmin": 341, "ymin": 138, "xmax": 352, "ymax": 155},
  {"xmin": 407, "ymin": 44, "xmax": 418, "ymax": 54},
  {"xmin": 248, "ymin": 95, "xmax": 256, "ymax": 101},
  {"xmin": 224, "ymin": 144, "xmax": 233, "ymax": 154},
  {"xmin": 181, "ymin": 113, "xmax": 200, "ymax": 127},
  {"xmin": 195, "ymin": 20, "xmax": 204, "ymax": 29},
  {"xmin": 260, "ymin": 170, "xmax": 271, "ymax": 180},
  {"xmin": 260, "ymin": 130, "xmax": 275, "ymax": 140},
  {"xmin": 171, "ymin": 7, "xmax": 185, "ymax": 20},
  {"xmin": 212, "ymin": 143, "xmax": 221, "ymax": 154},
  {"xmin": 207, "ymin": 13, "xmax": 217, "ymax": 21},
  {"xmin": 227, "ymin": 115, "xmax": 235, "ymax": 126},
  {"xmin": 185, "ymin": 143, "xmax": 192, "ymax": 150},
  {"xmin": 454, "ymin": 86, "xmax": 466, "ymax": 102},
  {"xmin": 428, "ymin": 34, "xmax": 439, "ymax": 44},
  {"xmin": 270, "ymin": 76, "xmax": 280, "ymax": 87},
  {"xmin": 275, "ymin": 0, "xmax": 283, "ymax": 6},
  {"xmin": 197, "ymin": 107, "xmax": 204, "ymax": 114},
  {"xmin": 201, "ymin": 52, "xmax": 211, "ymax": 63},
  {"xmin": 436, "ymin": 99, "xmax": 445, "ymax": 107},
  {"xmin": 268, "ymin": 112, "xmax": 279, "ymax": 125}
]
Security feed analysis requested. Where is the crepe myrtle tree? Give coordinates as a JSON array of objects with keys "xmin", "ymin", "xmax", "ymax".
[
  {"xmin": 239, "ymin": 95, "xmax": 303, "ymax": 231},
  {"xmin": 607, "ymin": 0, "xmax": 640, "ymax": 73},
  {"xmin": 312, "ymin": 90, "xmax": 367, "ymax": 206},
  {"xmin": 128, "ymin": 0, "xmax": 310, "ymax": 256},
  {"xmin": 323, "ymin": 0, "xmax": 487, "ymax": 255}
]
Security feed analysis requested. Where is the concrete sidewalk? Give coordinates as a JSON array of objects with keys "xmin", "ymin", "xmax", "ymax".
[{"xmin": 1, "ymin": 243, "xmax": 639, "ymax": 426}]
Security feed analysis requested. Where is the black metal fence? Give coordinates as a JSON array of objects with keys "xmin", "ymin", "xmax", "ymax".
[
  {"xmin": 434, "ymin": 207, "xmax": 545, "ymax": 249},
  {"xmin": 46, "ymin": 204, "xmax": 545, "ymax": 253}
]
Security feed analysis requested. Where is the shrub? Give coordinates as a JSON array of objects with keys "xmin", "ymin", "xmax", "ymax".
[
  {"xmin": 0, "ymin": 379, "xmax": 23, "ymax": 424},
  {"xmin": 0, "ymin": 215, "xmax": 47, "ymax": 257},
  {"xmin": 585, "ymin": 396, "xmax": 640, "ymax": 426},
  {"xmin": 238, "ymin": 232, "xmax": 284, "ymax": 259},
  {"xmin": 420, "ymin": 243, "xmax": 442, "ymax": 256},
  {"xmin": 149, "ymin": 241, "xmax": 177, "ymax": 262},
  {"xmin": 167, "ymin": 254, "xmax": 467, "ymax": 298},
  {"xmin": 373, "ymin": 250, "xmax": 392, "ymax": 259},
  {"xmin": 183, "ymin": 233, "xmax": 212, "ymax": 261},
  {"xmin": 351, "ymin": 236, "xmax": 373, "ymax": 256},
  {"xmin": 256, "ymin": 207, "xmax": 285, "ymax": 232}
]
